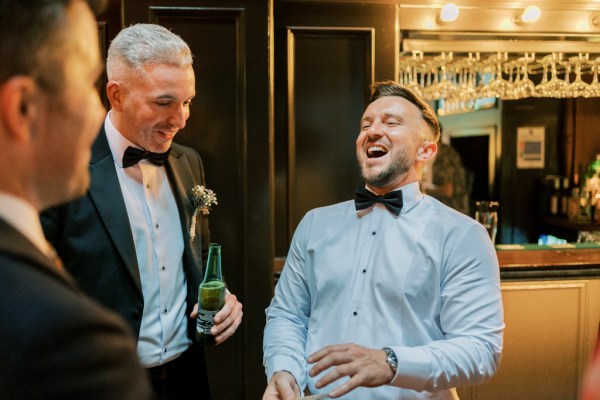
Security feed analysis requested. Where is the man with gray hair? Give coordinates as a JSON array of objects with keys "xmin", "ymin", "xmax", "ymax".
[{"xmin": 42, "ymin": 23, "xmax": 243, "ymax": 400}]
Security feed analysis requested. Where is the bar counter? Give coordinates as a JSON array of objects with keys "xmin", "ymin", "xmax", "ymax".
[
  {"xmin": 496, "ymin": 243, "xmax": 600, "ymax": 280},
  {"xmin": 458, "ymin": 243, "xmax": 600, "ymax": 400}
]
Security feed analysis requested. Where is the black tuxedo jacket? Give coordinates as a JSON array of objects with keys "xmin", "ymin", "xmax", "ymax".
[
  {"xmin": 0, "ymin": 218, "xmax": 152, "ymax": 399},
  {"xmin": 41, "ymin": 127, "xmax": 212, "ymax": 395},
  {"xmin": 42, "ymin": 127, "xmax": 210, "ymax": 338}
]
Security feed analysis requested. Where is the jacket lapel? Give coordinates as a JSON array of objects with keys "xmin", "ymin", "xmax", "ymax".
[
  {"xmin": 0, "ymin": 218, "xmax": 77, "ymax": 288},
  {"xmin": 88, "ymin": 129, "xmax": 142, "ymax": 294},
  {"xmin": 165, "ymin": 147, "xmax": 204, "ymax": 290}
]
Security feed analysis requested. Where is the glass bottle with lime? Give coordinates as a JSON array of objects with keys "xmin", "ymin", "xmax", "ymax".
[{"xmin": 196, "ymin": 243, "xmax": 226, "ymax": 345}]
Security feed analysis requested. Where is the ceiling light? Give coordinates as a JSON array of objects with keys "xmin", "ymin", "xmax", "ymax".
[
  {"xmin": 514, "ymin": 5, "xmax": 541, "ymax": 26},
  {"xmin": 438, "ymin": 3, "xmax": 460, "ymax": 23},
  {"xmin": 591, "ymin": 12, "xmax": 600, "ymax": 30}
]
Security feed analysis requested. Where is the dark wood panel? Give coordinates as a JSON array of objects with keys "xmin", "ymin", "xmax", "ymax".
[
  {"xmin": 274, "ymin": 1, "xmax": 397, "ymax": 255},
  {"xmin": 95, "ymin": 0, "xmax": 122, "ymax": 108},
  {"xmin": 120, "ymin": 2, "xmax": 273, "ymax": 399},
  {"xmin": 287, "ymin": 28, "xmax": 370, "ymax": 240},
  {"xmin": 147, "ymin": 10, "xmax": 245, "ymax": 399}
]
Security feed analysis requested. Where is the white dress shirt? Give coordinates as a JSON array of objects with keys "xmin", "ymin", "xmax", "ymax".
[
  {"xmin": 264, "ymin": 182, "xmax": 504, "ymax": 399},
  {"xmin": 0, "ymin": 192, "xmax": 56, "ymax": 261},
  {"xmin": 104, "ymin": 113, "xmax": 190, "ymax": 367}
]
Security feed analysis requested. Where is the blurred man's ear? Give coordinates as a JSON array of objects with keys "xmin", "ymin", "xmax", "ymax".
[{"xmin": 0, "ymin": 76, "xmax": 37, "ymax": 143}]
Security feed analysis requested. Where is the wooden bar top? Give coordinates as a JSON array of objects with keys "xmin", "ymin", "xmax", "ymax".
[{"xmin": 497, "ymin": 246, "xmax": 600, "ymax": 279}]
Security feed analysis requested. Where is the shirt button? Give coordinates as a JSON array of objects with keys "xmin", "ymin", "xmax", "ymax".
[
  {"xmin": 371, "ymin": 231, "xmax": 376, "ymax": 236},
  {"xmin": 146, "ymin": 184, "xmax": 151, "ymax": 189},
  {"xmin": 162, "ymin": 266, "xmax": 166, "ymax": 271},
  {"xmin": 155, "ymin": 224, "xmax": 159, "ymax": 229},
  {"xmin": 353, "ymin": 311, "xmax": 358, "ymax": 316},
  {"xmin": 163, "ymin": 308, "xmax": 167, "ymax": 314},
  {"xmin": 362, "ymin": 268, "xmax": 367, "ymax": 273},
  {"xmin": 164, "ymin": 348, "xmax": 167, "ymax": 353}
]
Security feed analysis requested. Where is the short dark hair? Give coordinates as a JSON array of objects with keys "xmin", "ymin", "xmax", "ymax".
[
  {"xmin": 0, "ymin": 0, "xmax": 106, "ymax": 92},
  {"xmin": 369, "ymin": 80, "xmax": 441, "ymax": 143}
]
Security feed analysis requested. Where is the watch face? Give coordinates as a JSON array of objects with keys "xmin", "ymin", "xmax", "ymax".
[{"xmin": 383, "ymin": 347, "xmax": 398, "ymax": 371}]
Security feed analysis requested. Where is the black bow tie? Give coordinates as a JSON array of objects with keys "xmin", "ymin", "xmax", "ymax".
[
  {"xmin": 354, "ymin": 186, "xmax": 403, "ymax": 216},
  {"xmin": 122, "ymin": 146, "xmax": 170, "ymax": 168}
]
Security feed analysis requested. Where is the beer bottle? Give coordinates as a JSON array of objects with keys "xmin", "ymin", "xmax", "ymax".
[{"xmin": 196, "ymin": 243, "xmax": 226, "ymax": 345}]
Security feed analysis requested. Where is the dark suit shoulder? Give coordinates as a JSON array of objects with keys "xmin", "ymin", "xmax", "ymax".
[{"xmin": 0, "ymin": 252, "xmax": 152, "ymax": 400}]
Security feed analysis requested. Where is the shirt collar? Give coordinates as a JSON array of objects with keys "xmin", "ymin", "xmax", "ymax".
[
  {"xmin": 0, "ymin": 192, "xmax": 53, "ymax": 257},
  {"xmin": 104, "ymin": 111, "xmax": 142, "ymax": 169}
]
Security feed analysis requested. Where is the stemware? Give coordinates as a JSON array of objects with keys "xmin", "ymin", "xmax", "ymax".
[
  {"xmin": 534, "ymin": 57, "xmax": 550, "ymax": 97},
  {"xmin": 502, "ymin": 62, "xmax": 519, "ymax": 100},
  {"xmin": 515, "ymin": 54, "xmax": 536, "ymax": 98},
  {"xmin": 587, "ymin": 58, "xmax": 600, "ymax": 97},
  {"xmin": 487, "ymin": 53, "xmax": 510, "ymax": 98},
  {"xmin": 544, "ymin": 53, "xmax": 569, "ymax": 97},
  {"xmin": 568, "ymin": 54, "xmax": 591, "ymax": 98}
]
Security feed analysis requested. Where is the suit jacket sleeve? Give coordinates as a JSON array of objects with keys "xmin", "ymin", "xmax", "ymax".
[{"xmin": 0, "ymin": 247, "xmax": 152, "ymax": 400}]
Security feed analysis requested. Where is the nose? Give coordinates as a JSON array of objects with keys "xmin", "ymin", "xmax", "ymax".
[
  {"xmin": 366, "ymin": 121, "xmax": 384, "ymax": 138},
  {"xmin": 169, "ymin": 104, "xmax": 189, "ymax": 129}
]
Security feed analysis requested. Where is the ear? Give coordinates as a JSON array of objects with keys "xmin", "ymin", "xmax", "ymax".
[
  {"xmin": 106, "ymin": 80, "xmax": 123, "ymax": 111},
  {"xmin": 0, "ymin": 76, "xmax": 38, "ymax": 143},
  {"xmin": 416, "ymin": 141, "xmax": 437, "ymax": 161}
]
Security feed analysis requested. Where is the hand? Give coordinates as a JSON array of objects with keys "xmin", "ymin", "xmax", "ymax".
[
  {"xmin": 307, "ymin": 343, "xmax": 394, "ymax": 398},
  {"xmin": 262, "ymin": 371, "xmax": 300, "ymax": 400},
  {"xmin": 190, "ymin": 292, "xmax": 243, "ymax": 344}
]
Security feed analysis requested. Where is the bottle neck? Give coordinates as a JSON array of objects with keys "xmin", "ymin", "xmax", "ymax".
[{"xmin": 202, "ymin": 244, "xmax": 222, "ymax": 282}]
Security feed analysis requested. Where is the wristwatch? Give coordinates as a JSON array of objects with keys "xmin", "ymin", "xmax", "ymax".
[{"xmin": 382, "ymin": 347, "xmax": 398, "ymax": 373}]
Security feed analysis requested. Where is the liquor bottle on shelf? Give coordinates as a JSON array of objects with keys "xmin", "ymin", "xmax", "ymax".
[
  {"xmin": 546, "ymin": 176, "xmax": 561, "ymax": 217},
  {"xmin": 567, "ymin": 174, "xmax": 580, "ymax": 221},
  {"xmin": 578, "ymin": 188, "xmax": 592, "ymax": 224},
  {"xmin": 196, "ymin": 243, "xmax": 226, "ymax": 345},
  {"xmin": 559, "ymin": 177, "xmax": 570, "ymax": 217},
  {"xmin": 582, "ymin": 155, "xmax": 600, "ymax": 224}
]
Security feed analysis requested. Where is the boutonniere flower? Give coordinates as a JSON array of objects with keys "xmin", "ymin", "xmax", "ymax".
[{"xmin": 189, "ymin": 185, "xmax": 218, "ymax": 242}]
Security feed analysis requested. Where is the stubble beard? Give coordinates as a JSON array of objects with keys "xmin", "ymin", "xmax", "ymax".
[{"xmin": 359, "ymin": 147, "xmax": 413, "ymax": 188}]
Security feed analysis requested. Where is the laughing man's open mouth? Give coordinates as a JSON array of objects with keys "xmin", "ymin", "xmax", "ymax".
[{"xmin": 367, "ymin": 145, "xmax": 388, "ymax": 158}]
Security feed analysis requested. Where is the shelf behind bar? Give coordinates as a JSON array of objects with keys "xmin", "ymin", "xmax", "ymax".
[{"xmin": 402, "ymin": 39, "xmax": 600, "ymax": 55}]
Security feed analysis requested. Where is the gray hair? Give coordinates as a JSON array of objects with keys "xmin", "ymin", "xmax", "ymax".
[{"xmin": 106, "ymin": 23, "xmax": 193, "ymax": 80}]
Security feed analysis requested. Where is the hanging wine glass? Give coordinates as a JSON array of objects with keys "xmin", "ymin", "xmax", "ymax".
[
  {"xmin": 487, "ymin": 52, "xmax": 510, "ymax": 98},
  {"xmin": 534, "ymin": 56, "xmax": 551, "ymax": 97},
  {"xmin": 545, "ymin": 53, "xmax": 568, "ymax": 98},
  {"xmin": 434, "ymin": 53, "xmax": 456, "ymax": 100},
  {"xmin": 421, "ymin": 62, "xmax": 440, "ymax": 101},
  {"xmin": 455, "ymin": 54, "xmax": 477, "ymax": 111},
  {"xmin": 475, "ymin": 55, "xmax": 495, "ymax": 99},
  {"xmin": 502, "ymin": 62, "xmax": 519, "ymax": 100},
  {"xmin": 568, "ymin": 54, "xmax": 590, "ymax": 98},
  {"xmin": 588, "ymin": 58, "xmax": 600, "ymax": 97},
  {"xmin": 515, "ymin": 53, "xmax": 536, "ymax": 99}
]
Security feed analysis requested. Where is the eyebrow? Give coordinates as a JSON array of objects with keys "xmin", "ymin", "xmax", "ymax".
[
  {"xmin": 361, "ymin": 112, "xmax": 403, "ymax": 123},
  {"xmin": 156, "ymin": 94, "xmax": 177, "ymax": 100},
  {"xmin": 155, "ymin": 94, "xmax": 196, "ymax": 101}
]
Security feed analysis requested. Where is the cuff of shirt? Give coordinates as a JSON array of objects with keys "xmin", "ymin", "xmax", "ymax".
[
  {"xmin": 265, "ymin": 355, "xmax": 305, "ymax": 388},
  {"xmin": 387, "ymin": 346, "xmax": 431, "ymax": 392}
]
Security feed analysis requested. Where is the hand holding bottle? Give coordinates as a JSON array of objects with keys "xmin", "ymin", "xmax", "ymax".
[
  {"xmin": 194, "ymin": 243, "xmax": 243, "ymax": 344},
  {"xmin": 191, "ymin": 292, "xmax": 242, "ymax": 344}
]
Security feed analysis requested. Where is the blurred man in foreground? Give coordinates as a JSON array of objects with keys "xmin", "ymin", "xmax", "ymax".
[{"xmin": 0, "ymin": 0, "xmax": 152, "ymax": 398}]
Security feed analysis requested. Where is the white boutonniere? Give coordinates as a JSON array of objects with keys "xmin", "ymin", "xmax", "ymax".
[{"xmin": 189, "ymin": 185, "xmax": 218, "ymax": 242}]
